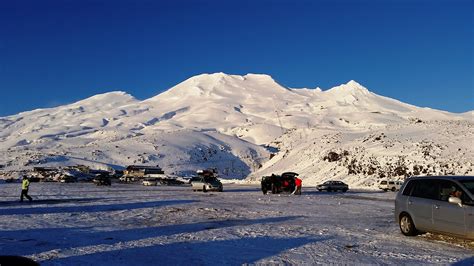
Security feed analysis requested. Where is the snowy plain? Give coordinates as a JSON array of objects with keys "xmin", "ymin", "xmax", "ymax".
[{"xmin": 0, "ymin": 182, "xmax": 473, "ymax": 265}]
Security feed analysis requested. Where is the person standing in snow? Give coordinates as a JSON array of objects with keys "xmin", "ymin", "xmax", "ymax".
[
  {"xmin": 292, "ymin": 177, "xmax": 302, "ymax": 195},
  {"xmin": 20, "ymin": 175, "xmax": 33, "ymax": 202}
]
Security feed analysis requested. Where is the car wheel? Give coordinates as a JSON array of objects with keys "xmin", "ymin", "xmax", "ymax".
[
  {"xmin": 399, "ymin": 213, "xmax": 418, "ymax": 236},
  {"xmin": 342, "ymin": 188, "xmax": 347, "ymax": 192},
  {"xmin": 327, "ymin": 188, "xmax": 332, "ymax": 192},
  {"xmin": 271, "ymin": 184, "xmax": 277, "ymax": 194},
  {"xmin": 383, "ymin": 189, "xmax": 388, "ymax": 192},
  {"xmin": 391, "ymin": 187, "xmax": 396, "ymax": 192},
  {"xmin": 262, "ymin": 189, "xmax": 267, "ymax": 195},
  {"xmin": 203, "ymin": 186, "xmax": 207, "ymax": 192}
]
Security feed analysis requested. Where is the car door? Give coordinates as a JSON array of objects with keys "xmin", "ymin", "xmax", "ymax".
[
  {"xmin": 466, "ymin": 201, "xmax": 474, "ymax": 238},
  {"xmin": 407, "ymin": 179, "xmax": 437, "ymax": 231},
  {"xmin": 432, "ymin": 180, "xmax": 467, "ymax": 236}
]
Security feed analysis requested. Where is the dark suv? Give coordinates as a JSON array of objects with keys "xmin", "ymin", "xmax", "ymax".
[
  {"xmin": 395, "ymin": 176, "xmax": 474, "ymax": 240},
  {"xmin": 93, "ymin": 174, "xmax": 111, "ymax": 186},
  {"xmin": 261, "ymin": 172, "xmax": 298, "ymax": 194}
]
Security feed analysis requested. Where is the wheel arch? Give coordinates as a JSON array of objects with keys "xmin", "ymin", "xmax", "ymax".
[{"xmin": 398, "ymin": 211, "xmax": 420, "ymax": 230}]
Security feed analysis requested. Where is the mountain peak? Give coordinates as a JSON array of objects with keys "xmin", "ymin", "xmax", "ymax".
[
  {"xmin": 188, "ymin": 72, "xmax": 278, "ymax": 84},
  {"xmin": 346, "ymin": 80, "xmax": 362, "ymax": 87},
  {"xmin": 326, "ymin": 80, "xmax": 370, "ymax": 95}
]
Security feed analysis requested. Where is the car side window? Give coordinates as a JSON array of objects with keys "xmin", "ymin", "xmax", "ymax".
[
  {"xmin": 438, "ymin": 180, "xmax": 459, "ymax": 201},
  {"xmin": 411, "ymin": 179, "xmax": 438, "ymax": 200},
  {"xmin": 402, "ymin": 180, "xmax": 416, "ymax": 196},
  {"xmin": 439, "ymin": 180, "xmax": 472, "ymax": 203}
]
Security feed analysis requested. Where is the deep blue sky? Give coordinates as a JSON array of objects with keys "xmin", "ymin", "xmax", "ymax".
[{"xmin": 0, "ymin": 0, "xmax": 472, "ymax": 116}]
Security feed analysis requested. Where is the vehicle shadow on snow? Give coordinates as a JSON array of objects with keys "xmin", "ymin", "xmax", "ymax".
[
  {"xmin": 1, "ymin": 216, "xmax": 302, "ymax": 257},
  {"xmin": 0, "ymin": 198, "xmax": 104, "ymax": 207},
  {"xmin": 303, "ymin": 189, "xmax": 386, "ymax": 196},
  {"xmin": 222, "ymin": 187, "xmax": 261, "ymax": 193},
  {"xmin": 51, "ymin": 235, "xmax": 330, "ymax": 265},
  {"xmin": 0, "ymin": 199, "xmax": 196, "ymax": 216}
]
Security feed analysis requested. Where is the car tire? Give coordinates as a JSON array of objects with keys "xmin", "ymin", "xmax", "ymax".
[
  {"xmin": 262, "ymin": 189, "xmax": 267, "ymax": 195},
  {"xmin": 391, "ymin": 187, "xmax": 396, "ymax": 192},
  {"xmin": 342, "ymin": 188, "xmax": 347, "ymax": 192},
  {"xmin": 271, "ymin": 184, "xmax": 277, "ymax": 194},
  {"xmin": 203, "ymin": 186, "xmax": 207, "ymax": 192},
  {"xmin": 383, "ymin": 189, "xmax": 388, "ymax": 192},
  {"xmin": 399, "ymin": 213, "xmax": 418, "ymax": 236}
]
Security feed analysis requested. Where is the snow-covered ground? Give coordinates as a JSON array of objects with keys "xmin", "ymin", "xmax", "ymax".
[{"xmin": 1, "ymin": 182, "xmax": 472, "ymax": 265}]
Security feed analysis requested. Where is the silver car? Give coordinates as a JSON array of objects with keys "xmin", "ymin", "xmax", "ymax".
[
  {"xmin": 191, "ymin": 176, "xmax": 223, "ymax": 192},
  {"xmin": 395, "ymin": 176, "xmax": 474, "ymax": 240}
]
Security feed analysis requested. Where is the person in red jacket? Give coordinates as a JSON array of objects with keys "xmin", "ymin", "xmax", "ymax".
[{"xmin": 293, "ymin": 177, "xmax": 302, "ymax": 195}]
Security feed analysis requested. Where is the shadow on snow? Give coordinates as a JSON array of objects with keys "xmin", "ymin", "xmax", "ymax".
[
  {"xmin": 0, "ymin": 198, "xmax": 104, "ymax": 207},
  {"xmin": 0, "ymin": 199, "xmax": 196, "ymax": 216},
  {"xmin": 51, "ymin": 235, "xmax": 328, "ymax": 265},
  {"xmin": 1, "ymin": 216, "xmax": 302, "ymax": 257}
]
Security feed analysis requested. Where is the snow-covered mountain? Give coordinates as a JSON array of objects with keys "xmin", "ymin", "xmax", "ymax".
[{"xmin": 1, "ymin": 73, "xmax": 472, "ymax": 186}]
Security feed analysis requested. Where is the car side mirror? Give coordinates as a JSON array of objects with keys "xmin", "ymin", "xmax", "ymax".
[{"xmin": 448, "ymin": 196, "xmax": 462, "ymax": 207}]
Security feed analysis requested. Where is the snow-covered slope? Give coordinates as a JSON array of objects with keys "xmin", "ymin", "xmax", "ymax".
[
  {"xmin": 249, "ymin": 120, "xmax": 474, "ymax": 187},
  {"xmin": 0, "ymin": 73, "xmax": 472, "ymax": 185}
]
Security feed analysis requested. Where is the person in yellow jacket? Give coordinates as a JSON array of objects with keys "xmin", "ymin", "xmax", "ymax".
[{"xmin": 20, "ymin": 176, "xmax": 33, "ymax": 202}]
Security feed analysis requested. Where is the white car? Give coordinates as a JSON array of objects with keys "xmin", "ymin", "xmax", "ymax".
[
  {"xmin": 191, "ymin": 176, "xmax": 223, "ymax": 192},
  {"xmin": 379, "ymin": 180, "xmax": 403, "ymax": 191},
  {"xmin": 119, "ymin": 176, "xmax": 135, "ymax": 183},
  {"xmin": 142, "ymin": 178, "xmax": 158, "ymax": 186}
]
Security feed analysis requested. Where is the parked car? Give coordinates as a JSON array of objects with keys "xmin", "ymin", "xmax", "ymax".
[
  {"xmin": 59, "ymin": 175, "xmax": 76, "ymax": 183},
  {"xmin": 187, "ymin": 175, "xmax": 202, "ymax": 184},
  {"xmin": 142, "ymin": 178, "xmax": 158, "ymax": 186},
  {"xmin": 379, "ymin": 180, "xmax": 403, "ymax": 191},
  {"xmin": 92, "ymin": 174, "xmax": 111, "ymax": 186},
  {"xmin": 192, "ymin": 176, "xmax": 223, "ymax": 192},
  {"xmin": 160, "ymin": 177, "xmax": 185, "ymax": 186},
  {"xmin": 261, "ymin": 172, "xmax": 298, "ymax": 194},
  {"xmin": 119, "ymin": 176, "xmax": 135, "ymax": 183},
  {"xmin": 395, "ymin": 176, "xmax": 474, "ymax": 240},
  {"xmin": 316, "ymin": 180, "xmax": 348, "ymax": 192}
]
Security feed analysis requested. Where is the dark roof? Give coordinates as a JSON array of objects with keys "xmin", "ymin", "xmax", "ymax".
[
  {"xmin": 33, "ymin": 167, "xmax": 58, "ymax": 171},
  {"xmin": 407, "ymin": 175, "xmax": 474, "ymax": 181},
  {"xmin": 126, "ymin": 165, "xmax": 162, "ymax": 170},
  {"xmin": 281, "ymin": 172, "xmax": 299, "ymax": 176}
]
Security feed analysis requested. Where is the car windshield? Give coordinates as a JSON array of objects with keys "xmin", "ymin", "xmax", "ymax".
[{"xmin": 459, "ymin": 179, "xmax": 474, "ymax": 195}]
